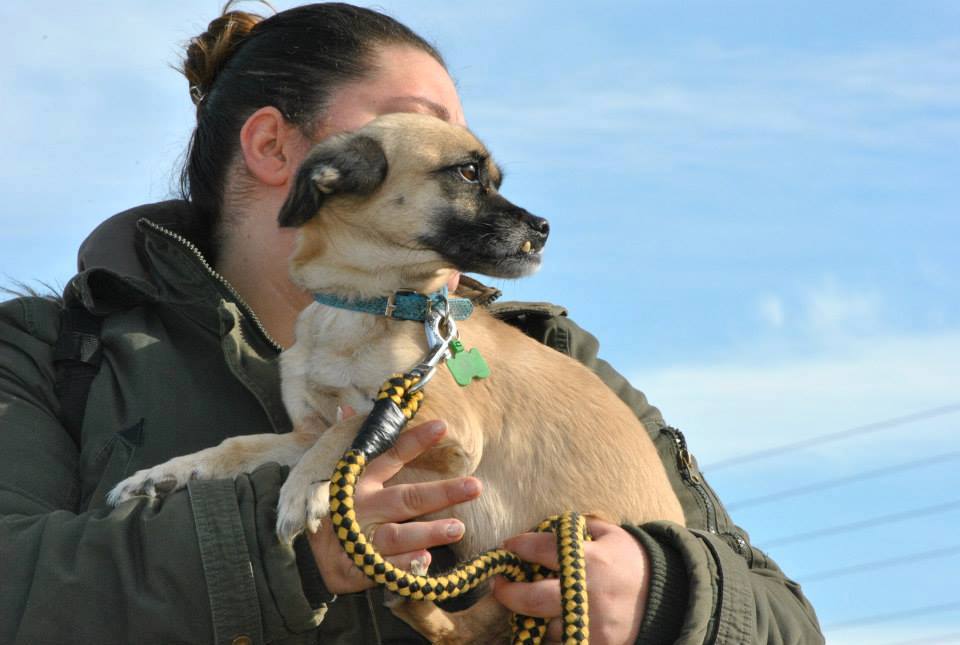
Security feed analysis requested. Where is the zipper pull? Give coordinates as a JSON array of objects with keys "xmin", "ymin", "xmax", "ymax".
[
  {"xmin": 680, "ymin": 447, "xmax": 702, "ymax": 483},
  {"xmin": 670, "ymin": 428, "xmax": 702, "ymax": 483}
]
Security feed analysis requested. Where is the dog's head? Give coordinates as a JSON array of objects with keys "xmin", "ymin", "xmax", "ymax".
[{"xmin": 278, "ymin": 113, "xmax": 548, "ymax": 295}]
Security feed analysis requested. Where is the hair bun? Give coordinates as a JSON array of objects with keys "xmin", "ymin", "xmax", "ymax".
[{"xmin": 183, "ymin": 4, "xmax": 265, "ymax": 106}]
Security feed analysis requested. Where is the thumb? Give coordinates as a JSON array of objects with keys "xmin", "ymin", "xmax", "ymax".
[{"xmin": 336, "ymin": 404, "xmax": 358, "ymax": 422}]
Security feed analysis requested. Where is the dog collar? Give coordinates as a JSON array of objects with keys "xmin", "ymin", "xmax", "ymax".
[{"xmin": 312, "ymin": 287, "xmax": 474, "ymax": 322}]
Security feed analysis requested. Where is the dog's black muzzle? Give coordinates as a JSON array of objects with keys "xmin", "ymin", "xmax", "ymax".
[
  {"xmin": 522, "ymin": 210, "xmax": 550, "ymax": 242},
  {"xmin": 508, "ymin": 206, "xmax": 550, "ymax": 251}
]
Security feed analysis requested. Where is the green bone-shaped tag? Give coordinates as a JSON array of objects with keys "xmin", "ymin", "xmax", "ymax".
[{"xmin": 446, "ymin": 339, "xmax": 490, "ymax": 386}]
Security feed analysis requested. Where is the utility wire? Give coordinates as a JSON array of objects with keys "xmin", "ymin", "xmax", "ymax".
[
  {"xmin": 879, "ymin": 632, "xmax": 960, "ymax": 645},
  {"xmin": 797, "ymin": 543, "xmax": 960, "ymax": 582},
  {"xmin": 826, "ymin": 601, "xmax": 960, "ymax": 631},
  {"xmin": 764, "ymin": 499, "xmax": 960, "ymax": 547},
  {"xmin": 702, "ymin": 403, "xmax": 960, "ymax": 472},
  {"xmin": 727, "ymin": 452, "xmax": 960, "ymax": 511}
]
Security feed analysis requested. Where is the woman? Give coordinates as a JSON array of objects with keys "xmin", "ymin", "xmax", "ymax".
[{"xmin": 0, "ymin": 3, "xmax": 823, "ymax": 644}]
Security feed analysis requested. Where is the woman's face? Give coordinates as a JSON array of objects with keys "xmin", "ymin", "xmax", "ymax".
[
  {"xmin": 238, "ymin": 44, "xmax": 466, "ymax": 312},
  {"xmin": 314, "ymin": 43, "xmax": 467, "ymax": 138}
]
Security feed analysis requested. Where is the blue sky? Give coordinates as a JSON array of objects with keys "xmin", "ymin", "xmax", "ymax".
[{"xmin": 1, "ymin": 2, "xmax": 958, "ymax": 642}]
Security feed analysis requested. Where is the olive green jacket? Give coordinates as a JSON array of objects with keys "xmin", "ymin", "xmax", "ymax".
[{"xmin": 0, "ymin": 202, "xmax": 823, "ymax": 644}]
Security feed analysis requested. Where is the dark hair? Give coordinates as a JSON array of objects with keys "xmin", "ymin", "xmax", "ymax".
[{"xmin": 179, "ymin": 2, "xmax": 445, "ymax": 261}]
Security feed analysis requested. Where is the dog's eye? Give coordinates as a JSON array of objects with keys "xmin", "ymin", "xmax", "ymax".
[{"xmin": 457, "ymin": 163, "xmax": 480, "ymax": 183}]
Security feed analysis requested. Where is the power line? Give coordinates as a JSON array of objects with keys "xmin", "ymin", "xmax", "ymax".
[
  {"xmin": 826, "ymin": 601, "xmax": 960, "ymax": 631},
  {"xmin": 727, "ymin": 452, "xmax": 960, "ymax": 511},
  {"xmin": 764, "ymin": 499, "xmax": 960, "ymax": 547},
  {"xmin": 797, "ymin": 543, "xmax": 960, "ymax": 583},
  {"xmin": 879, "ymin": 632, "xmax": 960, "ymax": 645},
  {"xmin": 702, "ymin": 403, "xmax": 960, "ymax": 472}
]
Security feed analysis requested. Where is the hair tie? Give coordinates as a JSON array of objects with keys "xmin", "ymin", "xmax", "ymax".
[{"xmin": 189, "ymin": 85, "xmax": 206, "ymax": 107}]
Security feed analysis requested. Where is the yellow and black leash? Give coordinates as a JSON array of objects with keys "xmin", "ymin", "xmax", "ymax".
[{"xmin": 328, "ymin": 369, "xmax": 592, "ymax": 645}]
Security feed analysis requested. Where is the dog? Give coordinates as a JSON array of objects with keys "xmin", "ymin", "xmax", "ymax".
[{"xmin": 110, "ymin": 112, "xmax": 685, "ymax": 643}]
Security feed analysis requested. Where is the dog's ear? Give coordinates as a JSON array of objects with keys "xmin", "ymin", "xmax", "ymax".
[{"xmin": 277, "ymin": 134, "xmax": 388, "ymax": 228}]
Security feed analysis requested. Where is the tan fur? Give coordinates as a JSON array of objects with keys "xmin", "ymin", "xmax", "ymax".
[
  {"xmin": 110, "ymin": 113, "xmax": 683, "ymax": 643},
  {"xmin": 278, "ymin": 114, "xmax": 684, "ymax": 641}
]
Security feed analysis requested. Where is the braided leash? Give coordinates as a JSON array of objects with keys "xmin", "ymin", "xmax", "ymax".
[{"xmin": 328, "ymin": 372, "xmax": 591, "ymax": 644}]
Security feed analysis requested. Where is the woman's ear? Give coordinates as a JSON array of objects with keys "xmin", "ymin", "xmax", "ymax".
[{"xmin": 238, "ymin": 106, "xmax": 305, "ymax": 187}]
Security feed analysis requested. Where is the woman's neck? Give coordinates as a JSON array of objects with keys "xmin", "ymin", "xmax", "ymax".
[{"xmin": 215, "ymin": 200, "xmax": 311, "ymax": 350}]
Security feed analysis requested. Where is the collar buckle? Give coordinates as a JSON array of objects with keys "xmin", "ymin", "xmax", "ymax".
[{"xmin": 384, "ymin": 289, "xmax": 419, "ymax": 318}]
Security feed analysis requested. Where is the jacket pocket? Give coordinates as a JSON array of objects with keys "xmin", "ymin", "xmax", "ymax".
[{"xmin": 81, "ymin": 419, "xmax": 144, "ymax": 509}]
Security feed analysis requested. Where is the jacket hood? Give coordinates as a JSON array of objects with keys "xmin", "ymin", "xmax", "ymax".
[
  {"xmin": 77, "ymin": 200, "xmax": 198, "ymax": 280},
  {"xmin": 67, "ymin": 200, "xmax": 228, "ymax": 318}
]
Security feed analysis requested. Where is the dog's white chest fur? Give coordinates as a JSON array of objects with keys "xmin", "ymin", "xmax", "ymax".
[{"xmin": 280, "ymin": 302, "xmax": 428, "ymax": 427}]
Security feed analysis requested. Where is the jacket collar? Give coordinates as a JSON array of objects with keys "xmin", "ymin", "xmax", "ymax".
[{"xmin": 69, "ymin": 200, "xmax": 503, "ymax": 314}]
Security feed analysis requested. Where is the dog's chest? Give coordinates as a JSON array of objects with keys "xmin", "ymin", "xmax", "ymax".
[{"xmin": 297, "ymin": 305, "xmax": 430, "ymax": 411}]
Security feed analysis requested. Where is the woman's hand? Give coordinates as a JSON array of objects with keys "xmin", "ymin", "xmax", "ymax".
[
  {"xmin": 306, "ymin": 417, "xmax": 482, "ymax": 594},
  {"xmin": 492, "ymin": 518, "xmax": 651, "ymax": 645}
]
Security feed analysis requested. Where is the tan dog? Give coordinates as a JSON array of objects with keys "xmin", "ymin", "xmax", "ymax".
[{"xmin": 110, "ymin": 113, "xmax": 684, "ymax": 643}]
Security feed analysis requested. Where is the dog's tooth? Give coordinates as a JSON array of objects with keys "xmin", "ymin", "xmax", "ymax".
[{"xmin": 521, "ymin": 240, "xmax": 532, "ymax": 253}]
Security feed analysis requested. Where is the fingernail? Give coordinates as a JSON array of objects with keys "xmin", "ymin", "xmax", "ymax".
[
  {"xmin": 411, "ymin": 552, "xmax": 431, "ymax": 574},
  {"xmin": 446, "ymin": 521, "xmax": 464, "ymax": 538},
  {"xmin": 425, "ymin": 420, "xmax": 446, "ymax": 437},
  {"xmin": 462, "ymin": 478, "xmax": 480, "ymax": 496},
  {"xmin": 336, "ymin": 405, "xmax": 344, "ymax": 422}
]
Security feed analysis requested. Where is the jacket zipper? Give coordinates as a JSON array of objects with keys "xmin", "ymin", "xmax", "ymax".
[
  {"xmin": 138, "ymin": 218, "xmax": 284, "ymax": 354},
  {"xmin": 664, "ymin": 426, "xmax": 719, "ymax": 534}
]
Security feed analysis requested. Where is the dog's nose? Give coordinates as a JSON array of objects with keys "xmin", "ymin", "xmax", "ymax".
[
  {"xmin": 532, "ymin": 216, "xmax": 550, "ymax": 239},
  {"xmin": 521, "ymin": 212, "xmax": 550, "ymax": 239}
]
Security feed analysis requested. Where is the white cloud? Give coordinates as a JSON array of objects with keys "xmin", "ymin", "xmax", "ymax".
[
  {"xmin": 826, "ymin": 624, "xmax": 960, "ymax": 645},
  {"xmin": 758, "ymin": 294, "xmax": 786, "ymax": 328},
  {"xmin": 632, "ymin": 329, "xmax": 960, "ymax": 466},
  {"xmin": 802, "ymin": 281, "xmax": 883, "ymax": 336},
  {"xmin": 467, "ymin": 38, "xmax": 960, "ymax": 169}
]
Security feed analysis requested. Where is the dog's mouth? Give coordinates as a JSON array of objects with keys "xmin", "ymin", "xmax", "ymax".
[
  {"xmin": 519, "ymin": 239, "xmax": 538, "ymax": 255},
  {"xmin": 421, "ymin": 207, "xmax": 550, "ymax": 278},
  {"xmin": 501, "ymin": 237, "xmax": 546, "ymax": 263}
]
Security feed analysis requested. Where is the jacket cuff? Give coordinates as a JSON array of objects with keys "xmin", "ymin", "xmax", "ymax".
[
  {"xmin": 623, "ymin": 524, "xmax": 689, "ymax": 645},
  {"xmin": 641, "ymin": 521, "xmax": 759, "ymax": 644},
  {"xmin": 294, "ymin": 533, "xmax": 338, "ymax": 610}
]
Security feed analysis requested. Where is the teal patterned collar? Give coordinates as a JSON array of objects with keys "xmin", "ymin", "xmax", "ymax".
[{"xmin": 312, "ymin": 286, "xmax": 474, "ymax": 322}]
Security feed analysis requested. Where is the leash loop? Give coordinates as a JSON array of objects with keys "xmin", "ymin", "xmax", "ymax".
[{"xmin": 331, "ymin": 355, "xmax": 592, "ymax": 644}]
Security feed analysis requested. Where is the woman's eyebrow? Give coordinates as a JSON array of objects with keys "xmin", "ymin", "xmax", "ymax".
[{"xmin": 382, "ymin": 95, "xmax": 451, "ymax": 122}]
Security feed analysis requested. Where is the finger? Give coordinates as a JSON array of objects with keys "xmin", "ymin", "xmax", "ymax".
[
  {"xmin": 545, "ymin": 618, "xmax": 564, "ymax": 643},
  {"xmin": 364, "ymin": 476, "xmax": 481, "ymax": 524},
  {"xmin": 502, "ymin": 532, "xmax": 560, "ymax": 571},
  {"xmin": 331, "ymin": 547, "xmax": 433, "ymax": 594},
  {"xmin": 384, "ymin": 548, "xmax": 432, "ymax": 575},
  {"xmin": 584, "ymin": 516, "xmax": 619, "ymax": 539},
  {"xmin": 336, "ymin": 404, "xmax": 357, "ymax": 422},
  {"xmin": 372, "ymin": 519, "xmax": 467, "ymax": 555},
  {"xmin": 364, "ymin": 419, "xmax": 447, "ymax": 482},
  {"xmin": 446, "ymin": 271, "xmax": 461, "ymax": 292},
  {"xmin": 492, "ymin": 577, "xmax": 561, "ymax": 619}
]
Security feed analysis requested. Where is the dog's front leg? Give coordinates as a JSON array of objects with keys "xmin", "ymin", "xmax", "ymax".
[
  {"xmin": 107, "ymin": 430, "xmax": 321, "ymax": 506},
  {"xmin": 275, "ymin": 414, "xmax": 366, "ymax": 543}
]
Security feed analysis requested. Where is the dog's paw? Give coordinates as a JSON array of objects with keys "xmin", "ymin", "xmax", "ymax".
[
  {"xmin": 276, "ymin": 478, "xmax": 331, "ymax": 543},
  {"xmin": 106, "ymin": 459, "xmax": 206, "ymax": 506}
]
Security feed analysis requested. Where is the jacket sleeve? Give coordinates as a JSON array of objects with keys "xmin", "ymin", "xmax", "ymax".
[
  {"xmin": 0, "ymin": 297, "xmax": 325, "ymax": 645},
  {"xmin": 495, "ymin": 302, "xmax": 825, "ymax": 645}
]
